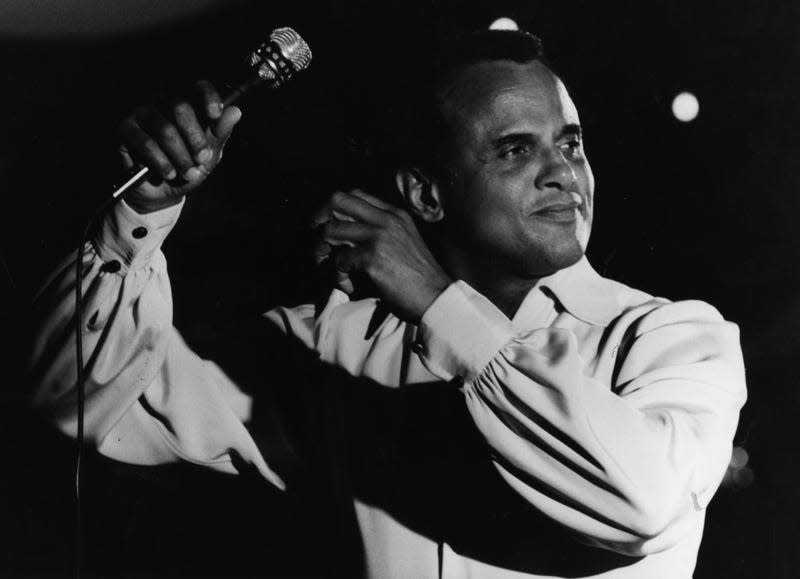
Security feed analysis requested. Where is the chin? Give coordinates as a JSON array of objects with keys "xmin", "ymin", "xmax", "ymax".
[
  {"xmin": 549, "ymin": 247, "xmax": 584, "ymax": 272},
  {"xmin": 520, "ymin": 238, "xmax": 585, "ymax": 278}
]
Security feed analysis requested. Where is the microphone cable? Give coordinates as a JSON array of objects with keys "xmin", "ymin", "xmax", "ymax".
[{"xmin": 72, "ymin": 194, "xmax": 117, "ymax": 579}]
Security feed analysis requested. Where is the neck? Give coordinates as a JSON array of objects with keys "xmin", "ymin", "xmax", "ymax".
[
  {"xmin": 469, "ymin": 274, "xmax": 538, "ymax": 320},
  {"xmin": 437, "ymin": 244, "xmax": 542, "ymax": 320}
]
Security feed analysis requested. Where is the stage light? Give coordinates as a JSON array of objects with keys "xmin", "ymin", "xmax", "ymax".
[
  {"xmin": 672, "ymin": 92, "xmax": 699, "ymax": 122},
  {"xmin": 722, "ymin": 445, "xmax": 754, "ymax": 489},
  {"xmin": 730, "ymin": 446, "xmax": 749, "ymax": 469},
  {"xmin": 490, "ymin": 17, "xmax": 519, "ymax": 31}
]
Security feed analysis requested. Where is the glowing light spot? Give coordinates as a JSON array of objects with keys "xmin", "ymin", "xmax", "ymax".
[
  {"xmin": 672, "ymin": 92, "xmax": 699, "ymax": 122},
  {"xmin": 489, "ymin": 17, "xmax": 519, "ymax": 31},
  {"xmin": 730, "ymin": 446, "xmax": 749, "ymax": 469}
]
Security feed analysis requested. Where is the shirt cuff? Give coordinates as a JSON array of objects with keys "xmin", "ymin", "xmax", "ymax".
[
  {"xmin": 416, "ymin": 280, "xmax": 516, "ymax": 382},
  {"xmin": 93, "ymin": 198, "xmax": 185, "ymax": 272}
]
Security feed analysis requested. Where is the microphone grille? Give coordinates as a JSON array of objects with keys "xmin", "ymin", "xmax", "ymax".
[
  {"xmin": 249, "ymin": 27, "xmax": 312, "ymax": 86},
  {"xmin": 270, "ymin": 27, "xmax": 312, "ymax": 71}
]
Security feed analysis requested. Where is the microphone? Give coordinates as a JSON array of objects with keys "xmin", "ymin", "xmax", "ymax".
[{"xmin": 110, "ymin": 26, "xmax": 312, "ymax": 200}]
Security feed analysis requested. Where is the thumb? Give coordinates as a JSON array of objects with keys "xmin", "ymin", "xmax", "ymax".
[
  {"xmin": 118, "ymin": 145, "xmax": 135, "ymax": 171},
  {"xmin": 213, "ymin": 105, "xmax": 243, "ymax": 148}
]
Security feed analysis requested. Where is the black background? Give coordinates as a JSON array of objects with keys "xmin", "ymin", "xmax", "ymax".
[{"xmin": 1, "ymin": 0, "xmax": 798, "ymax": 577}]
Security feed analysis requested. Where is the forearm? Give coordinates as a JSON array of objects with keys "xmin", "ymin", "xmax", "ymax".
[
  {"xmin": 28, "ymin": 199, "xmax": 183, "ymax": 441},
  {"xmin": 464, "ymin": 356, "xmax": 739, "ymax": 552}
]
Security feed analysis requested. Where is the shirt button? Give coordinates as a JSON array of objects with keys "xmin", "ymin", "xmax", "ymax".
[
  {"xmin": 411, "ymin": 341, "xmax": 425, "ymax": 355},
  {"xmin": 132, "ymin": 226, "xmax": 148, "ymax": 239},
  {"xmin": 102, "ymin": 259, "xmax": 121, "ymax": 273}
]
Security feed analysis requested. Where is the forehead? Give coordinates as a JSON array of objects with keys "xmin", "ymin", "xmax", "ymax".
[{"xmin": 438, "ymin": 60, "xmax": 579, "ymax": 141}]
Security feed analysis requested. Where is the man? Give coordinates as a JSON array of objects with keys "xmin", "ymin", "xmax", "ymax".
[{"xmin": 29, "ymin": 30, "xmax": 746, "ymax": 578}]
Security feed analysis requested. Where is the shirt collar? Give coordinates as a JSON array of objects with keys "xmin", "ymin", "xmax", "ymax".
[{"xmin": 534, "ymin": 256, "xmax": 622, "ymax": 326}]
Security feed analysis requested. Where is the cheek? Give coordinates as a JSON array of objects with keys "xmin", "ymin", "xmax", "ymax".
[
  {"xmin": 444, "ymin": 181, "xmax": 522, "ymax": 250},
  {"xmin": 443, "ymin": 156, "xmax": 533, "ymax": 236},
  {"xmin": 581, "ymin": 159, "xmax": 595, "ymax": 195},
  {"xmin": 577, "ymin": 164, "xmax": 595, "ymax": 248},
  {"xmin": 450, "ymin": 170, "xmax": 503, "ymax": 220},
  {"xmin": 473, "ymin": 179, "xmax": 529, "ymax": 235},
  {"xmin": 576, "ymin": 215, "xmax": 592, "ymax": 251}
]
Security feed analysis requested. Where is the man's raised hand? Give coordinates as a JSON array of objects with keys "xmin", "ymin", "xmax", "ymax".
[
  {"xmin": 117, "ymin": 80, "xmax": 242, "ymax": 214},
  {"xmin": 313, "ymin": 189, "xmax": 452, "ymax": 324}
]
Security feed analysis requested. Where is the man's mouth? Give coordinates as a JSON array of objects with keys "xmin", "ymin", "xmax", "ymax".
[{"xmin": 531, "ymin": 199, "xmax": 582, "ymax": 222}]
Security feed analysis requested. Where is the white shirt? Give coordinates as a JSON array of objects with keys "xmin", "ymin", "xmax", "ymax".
[{"xmin": 29, "ymin": 199, "xmax": 746, "ymax": 578}]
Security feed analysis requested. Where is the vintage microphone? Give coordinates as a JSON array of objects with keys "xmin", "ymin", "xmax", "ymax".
[
  {"xmin": 110, "ymin": 27, "xmax": 313, "ymax": 200},
  {"xmin": 72, "ymin": 27, "xmax": 312, "ymax": 578}
]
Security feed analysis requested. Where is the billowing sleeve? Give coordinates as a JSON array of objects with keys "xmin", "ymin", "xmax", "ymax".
[
  {"xmin": 27, "ymin": 199, "xmax": 284, "ymax": 488},
  {"xmin": 415, "ymin": 280, "xmax": 746, "ymax": 556}
]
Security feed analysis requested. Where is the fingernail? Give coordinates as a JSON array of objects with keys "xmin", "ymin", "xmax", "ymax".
[
  {"xmin": 197, "ymin": 148, "xmax": 212, "ymax": 164},
  {"xmin": 166, "ymin": 168, "xmax": 177, "ymax": 180},
  {"xmin": 208, "ymin": 103, "xmax": 222, "ymax": 118},
  {"xmin": 184, "ymin": 167, "xmax": 203, "ymax": 181}
]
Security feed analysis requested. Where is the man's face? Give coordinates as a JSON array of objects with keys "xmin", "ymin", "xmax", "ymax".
[{"xmin": 435, "ymin": 59, "xmax": 594, "ymax": 278}]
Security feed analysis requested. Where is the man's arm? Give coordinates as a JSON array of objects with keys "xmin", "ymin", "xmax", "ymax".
[
  {"xmin": 26, "ymin": 82, "xmax": 283, "ymax": 487},
  {"xmin": 314, "ymin": 188, "xmax": 746, "ymax": 556},
  {"xmin": 417, "ymin": 284, "xmax": 746, "ymax": 556}
]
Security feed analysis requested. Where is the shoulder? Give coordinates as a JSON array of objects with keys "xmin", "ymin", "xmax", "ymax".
[
  {"xmin": 569, "ymin": 264, "xmax": 741, "ymax": 366},
  {"xmin": 572, "ymin": 261, "xmax": 731, "ymax": 329},
  {"xmin": 598, "ymin": 274, "xmax": 732, "ymax": 333},
  {"xmin": 597, "ymin": 277, "xmax": 744, "ymax": 383}
]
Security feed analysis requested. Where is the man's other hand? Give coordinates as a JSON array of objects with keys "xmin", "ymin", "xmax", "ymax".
[
  {"xmin": 117, "ymin": 80, "xmax": 242, "ymax": 214},
  {"xmin": 312, "ymin": 189, "xmax": 452, "ymax": 324}
]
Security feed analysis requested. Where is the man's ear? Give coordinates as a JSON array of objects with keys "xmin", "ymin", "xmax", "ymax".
[{"xmin": 395, "ymin": 167, "xmax": 445, "ymax": 223}]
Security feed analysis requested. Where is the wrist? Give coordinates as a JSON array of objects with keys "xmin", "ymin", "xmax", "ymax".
[
  {"xmin": 412, "ymin": 273, "xmax": 452, "ymax": 324},
  {"xmin": 416, "ymin": 280, "xmax": 516, "ymax": 382},
  {"xmin": 125, "ymin": 194, "xmax": 184, "ymax": 215},
  {"xmin": 94, "ymin": 196, "xmax": 184, "ymax": 271}
]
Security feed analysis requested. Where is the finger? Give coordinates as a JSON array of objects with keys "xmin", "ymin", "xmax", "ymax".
[
  {"xmin": 136, "ymin": 107, "xmax": 195, "ymax": 178},
  {"xmin": 311, "ymin": 201, "xmax": 358, "ymax": 231},
  {"xmin": 312, "ymin": 190, "xmax": 369, "ymax": 227},
  {"xmin": 196, "ymin": 80, "xmax": 223, "ymax": 121},
  {"xmin": 310, "ymin": 201, "xmax": 333, "ymax": 228},
  {"xmin": 331, "ymin": 245, "xmax": 366, "ymax": 274},
  {"xmin": 331, "ymin": 248, "xmax": 375, "ymax": 295},
  {"xmin": 172, "ymin": 100, "xmax": 211, "ymax": 165},
  {"xmin": 212, "ymin": 105, "xmax": 242, "ymax": 149},
  {"xmin": 329, "ymin": 191, "xmax": 387, "ymax": 225},
  {"xmin": 348, "ymin": 188, "xmax": 397, "ymax": 212},
  {"xmin": 332, "ymin": 210, "xmax": 357, "ymax": 222},
  {"xmin": 119, "ymin": 116, "xmax": 177, "ymax": 180},
  {"xmin": 335, "ymin": 271, "xmax": 355, "ymax": 295},
  {"xmin": 312, "ymin": 240, "xmax": 332, "ymax": 265},
  {"xmin": 314, "ymin": 251, "xmax": 355, "ymax": 295},
  {"xmin": 321, "ymin": 219, "xmax": 374, "ymax": 244},
  {"xmin": 118, "ymin": 145, "xmax": 135, "ymax": 171}
]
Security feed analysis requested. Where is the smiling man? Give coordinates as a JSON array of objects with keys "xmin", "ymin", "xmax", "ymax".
[
  {"xmin": 409, "ymin": 56, "xmax": 594, "ymax": 316},
  {"xmin": 29, "ymin": 29, "xmax": 746, "ymax": 578}
]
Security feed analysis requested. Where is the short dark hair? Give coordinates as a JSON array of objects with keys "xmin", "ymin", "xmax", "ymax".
[{"xmin": 391, "ymin": 29, "xmax": 550, "ymax": 179}]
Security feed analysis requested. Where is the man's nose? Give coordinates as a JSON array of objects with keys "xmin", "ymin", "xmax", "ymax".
[{"xmin": 534, "ymin": 148, "xmax": 576, "ymax": 191}]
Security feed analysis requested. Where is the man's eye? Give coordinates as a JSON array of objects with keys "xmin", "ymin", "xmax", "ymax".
[
  {"xmin": 500, "ymin": 144, "xmax": 531, "ymax": 159},
  {"xmin": 560, "ymin": 138, "xmax": 583, "ymax": 157}
]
